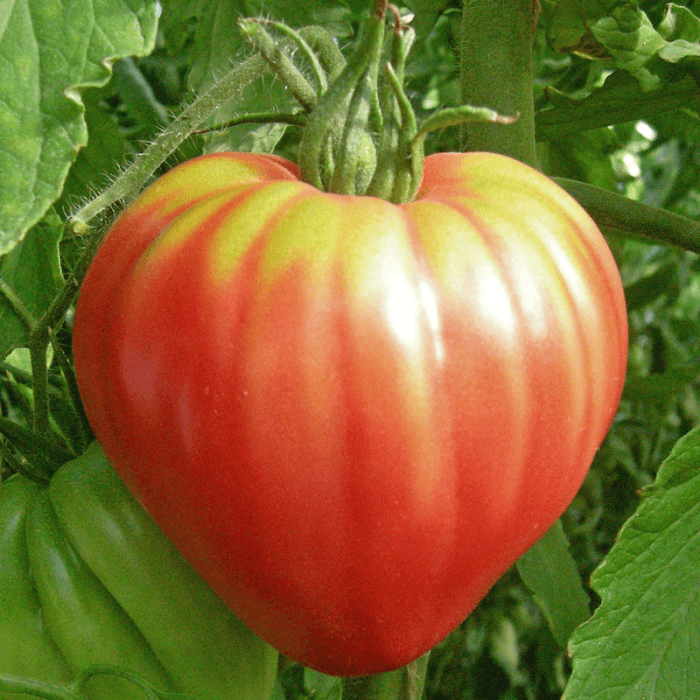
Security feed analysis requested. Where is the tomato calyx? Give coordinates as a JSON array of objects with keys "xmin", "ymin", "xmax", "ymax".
[{"xmin": 239, "ymin": 0, "xmax": 517, "ymax": 204}]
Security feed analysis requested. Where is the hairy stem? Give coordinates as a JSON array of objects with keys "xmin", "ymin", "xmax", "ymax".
[
  {"xmin": 460, "ymin": 0, "xmax": 537, "ymax": 166},
  {"xmin": 69, "ymin": 54, "xmax": 268, "ymax": 231},
  {"xmin": 299, "ymin": 26, "xmax": 346, "ymax": 79},
  {"xmin": 258, "ymin": 20, "xmax": 328, "ymax": 94},
  {"xmin": 239, "ymin": 20, "xmax": 318, "ymax": 110},
  {"xmin": 192, "ymin": 111, "xmax": 307, "ymax": 135}
]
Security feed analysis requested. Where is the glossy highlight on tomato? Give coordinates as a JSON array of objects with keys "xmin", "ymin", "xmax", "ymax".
[{"xmin": 73, "ymin": 151, "xmax": 627, "ymax": 676}]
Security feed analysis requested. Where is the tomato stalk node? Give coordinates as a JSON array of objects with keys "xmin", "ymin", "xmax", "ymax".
[{"xmin": 240, "ymin": 0, "xmax": 517, "ymax": 203}]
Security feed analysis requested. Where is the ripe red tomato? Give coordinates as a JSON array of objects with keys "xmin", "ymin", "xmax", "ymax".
[{"xmin": 73, "ymin": 151, "xmax": 627, "ymax": 676}]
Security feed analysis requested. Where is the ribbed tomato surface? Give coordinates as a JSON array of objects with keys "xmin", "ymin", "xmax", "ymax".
[{"xmin": 73, "ymin": 151, "xmax": 627, "ymax": 676}]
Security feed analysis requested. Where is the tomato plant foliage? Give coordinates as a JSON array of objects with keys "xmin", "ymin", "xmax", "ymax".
[{"xmin": 1, "ymin": 0, "xmax": 700, "ymax": 698}]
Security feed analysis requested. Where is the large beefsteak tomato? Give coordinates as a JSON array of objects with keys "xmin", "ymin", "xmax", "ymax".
[{"xmin": 73, "ymin": 151, "xmax": 627, "ymax": 676}]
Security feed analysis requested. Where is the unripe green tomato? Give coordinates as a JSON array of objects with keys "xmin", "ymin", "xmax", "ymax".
[
  {"xmin": 0, "ymin": 445, "xmax": 277, "ymax": 700},
  {"xmin": 73, "ymin": 151, "xmax": 627, "ymax": 676}
]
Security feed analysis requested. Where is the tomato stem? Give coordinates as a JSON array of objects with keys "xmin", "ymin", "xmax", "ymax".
[
  {"xmin": 258, "ymin": 19, "xmax": 329, "ymax": 94},
  {"xmin": 0, "ymin": 278, "xmax": 36, "ymax": 333},
  {"xmin": 68, "ymin": 53, "xmax": 269, "ymax": 231},
  {"xmin": 232, "ymin": 4, "xmax": 518, "ymax": 202},
  {"xmin": 28, "ymin": 327, "xmax": 50, "ymax": 436},
  {"xmin": 342, "ymin": 654, "xmax": 430, "ymax": 700},
  {"xmin": 192, "ymin": 111, "xmax": 307, "ymax": 135},
  {"xmin": 374, "ymin": 0, "xmax": 388, "ymax": 19},
  {"xmin": 0, "ymin": 252, "xmax": 88, "ymax": 469},
  {"xmin": 459, "ymin": 0, "xmax": 537, "ymax": 166},
  {"xmin": 555, "ymin": 177, "xmax": 700, "ymax": 254},
  {"xmin": 49, "ymin": 339, "xmax": 93, "ymax": 453},
  {"xmin": 238, "ymin": 19, "xmax": 318, "ymax": 111}
]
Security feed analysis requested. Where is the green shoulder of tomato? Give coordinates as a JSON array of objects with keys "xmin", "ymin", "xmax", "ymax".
[{"xmin": 0, "ymin": 442, "xmax": 278, "ymax": 700}]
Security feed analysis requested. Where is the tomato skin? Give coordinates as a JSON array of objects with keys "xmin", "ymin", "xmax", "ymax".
[{"xmin": 73, "ymin": 151, "xmax": 627, "ymax": 676}]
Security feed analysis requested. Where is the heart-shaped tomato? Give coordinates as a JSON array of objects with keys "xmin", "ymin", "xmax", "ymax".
[{"xmin": 73, "ymin": 151, "xmax": 627, "ymax": 676}]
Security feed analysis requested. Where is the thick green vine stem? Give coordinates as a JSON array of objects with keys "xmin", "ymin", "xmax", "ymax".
[{"xmin": 460, "ymin": 0, "xmax": 538, "ymax": 166}]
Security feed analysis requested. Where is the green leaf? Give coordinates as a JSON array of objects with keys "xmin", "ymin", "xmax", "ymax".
[
  {"xmin": 623, "ymin": 262, "xmax": 678, "ymax": 311},
  {"xmin": 656, "ymin": 4, "xmax": 700, "ymax": 63},
  {"xmin": 217, "ymin": 122, "xmax": 289, "ymax": 154},
  {"xmin": 564, "ymin": 427, "xmax": 700, "ymax": 699},
  {"xmin": 541, "ymin": 128, "xmax": 618, "ymax": 191},
  {"xmin": 589, "ymin": 5, "xmax": 667, "ymax": 91},
  {"xmin": 540, "ymin": 0, "xmax": 617, "ymax": 56},
  {"xmin": 0, "ymin": 211, "xmax": 64, "ymax": 359},
  {"xmin": 185, "ymin": 0, "xmax": 248, "ymax": 91},
  {"xmin": 111, "ymin": 58, "xmax": 170, "ymax": 139},
  {"xmin": 659, "ymin": 4, "xmax": 700, "ymax": 43},
  {"xmin": 515, "ymin": 521, "xmax": 591, "ymax": 648},
  {"xmin": 622, "ymin": 362, "xmax": 700, "ymax": 400},
  {"xmin": 0, "ymin": 0, "xmax": 158, "ymax": 256},
  {"xmin": 541, "ymin": 2, "xmax": 700, "ymax": 90}
]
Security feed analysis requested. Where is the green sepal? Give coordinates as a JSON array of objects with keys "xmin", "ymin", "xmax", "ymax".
[
  {"xmin": 381, "ymin": 61, "xmax": 421, "ymax": 203},
  {"xmin": 367, "ymin": 18, "xmax": 416, "ymax": 201},
  {"xmin": 298, "ymin": 10, "xmax": 387, "ymax": 191},
  {"xmin": 298, "ymin": 26, "xmax": 347, "ymax": 80},
  {"xmin": 414, "ymin": 104, "xmax": 518, "ymax": 142},
  {"xmin": 329, "ymin": 15, "xmax": 385, "ymax": 195},
  {"xmin": 238, "ymin": 19, "xmax": 318, "ymax": 111}
]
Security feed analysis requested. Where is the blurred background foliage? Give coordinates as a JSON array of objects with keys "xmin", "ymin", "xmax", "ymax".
[{"xmin": 3, "ymin": 0, "xmax": 699, "ymax": 697}]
